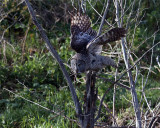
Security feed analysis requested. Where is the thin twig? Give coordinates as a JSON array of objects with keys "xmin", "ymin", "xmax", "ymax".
[
  {"xmin": 3, "ymin": 88, "xmax": 78, "ymax": 124},
  {"xmin": 156, "ymin": 56, "xmax": 160, "ymax": 68},
  {"xmin": 0, "ymin": 0, "xmax": 25, "ymax": 23},
  {"xmin": 95, "ymin": 41, "xmax": 160, "ymax": 123},
  {"xmin": 97, "ymin": 96, "xmax": 118, "ymax": 127},
  {"xmin": 142, "ymin": 36, "xmax": 155, "ymax": 117},
  {"xmin": 87, "ymin": 0, "xmax": 114, "ymax": 27},
  {"xmin": 97, "ymin": 0, "xmax": 110, "ymax": 36},
  {"xmin": 97, "ymin": 76, "xmax": 130, "ymax": 90},
  {"xmin": 113, "ymin": 54, "xmax": 120, "ymax": 126}
]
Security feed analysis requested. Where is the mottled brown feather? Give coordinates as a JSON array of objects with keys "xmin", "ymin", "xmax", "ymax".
[{"xmin": 71, "ymin": 12, "xmax": 91, "ymax": 33}]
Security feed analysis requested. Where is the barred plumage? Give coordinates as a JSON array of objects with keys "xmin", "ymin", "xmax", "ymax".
[
  {"xmin": 70, "ymin": 12, "xmax": 97, "ymax": 53},
  {"xmin": 87, "ymin": 28, "xmax": 126, "ymax": 53},
  {"xmin": 70, "ymin": 12, "xmax": 127, "ymax": 73},
  {"xmin": 71, "ymin": 12, "xmax": 91, "ymax": 33}
]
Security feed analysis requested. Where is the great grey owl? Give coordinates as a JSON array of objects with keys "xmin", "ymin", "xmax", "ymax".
[{"xmin": 70, "ymin": 12, "xmax": 126, "ymax": 74}]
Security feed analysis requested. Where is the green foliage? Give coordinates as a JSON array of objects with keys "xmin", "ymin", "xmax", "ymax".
[
  {"xmin": 0, "ymin": 85, "xmax": 79, "ymax": 128},
  {"xmin": 0, "ymin": 0, "xmax": 160, "ymax": 127}
]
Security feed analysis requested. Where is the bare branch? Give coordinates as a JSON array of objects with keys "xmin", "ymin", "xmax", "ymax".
[
  {"xmin": 3, "ymin": 88, "xmax": 78, "ymax": 124},
  {"xmin": 94, "ymin": 83, "xmax": 113, "ymax": 122},
  {"xmin": 24, "ymin": 0, "xmax": 82, "ymax": 118},
  {"xmin": 95, "ymin": 40, "xmax": 160, "ymax": 124},
  {"xmin": 97, "ymin": 0, "xmax": 110, "ymax": 36},
  {"xmin": 113, "ymin": 54, "xmax": 120, "ymax": 126},
  {"xmin": 87, "ymin": 0, "xmax": 114, "ymax": 27},
  {"xmin": 156, "ymin": 56, "xmax": 160, "ymax": 68},
  {"xmin": 97, "ymin": 96, "xmax": 118, "ymax": 127},
  {"xmin": 114, "ymin": 0, "xmax": 142, "ymax": 127},
  {"xmin": 97, "ymin": 76, "xmax": 130, "ymax": 90},
  {"xmin": 141, "ymin": 36, "xmax": 155, "ymax": 117}
]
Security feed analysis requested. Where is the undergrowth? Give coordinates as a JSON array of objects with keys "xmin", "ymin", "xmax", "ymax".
[{"xmin": 0, "ymin": 0, "xmax": 160, "ymax": 127}]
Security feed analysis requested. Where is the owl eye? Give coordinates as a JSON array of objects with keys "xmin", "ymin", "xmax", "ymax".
[
  {"xmin": 78, "ymin": 63, "xmax": 81, "ymax": 66},
  {"xmin": 92, "ymin": 59, "xmax": 96, "ymax": 64}
]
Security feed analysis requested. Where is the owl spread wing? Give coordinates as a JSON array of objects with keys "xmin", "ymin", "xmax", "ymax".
[
  {"xmin": 70, "ymin": 12, "xmax": 98, "ymax": 53},
  {"xmin": 87, "ymin": 28, "xmax": 127, "ymax": 54},
  {"xmin": 70, "ymin": 12, "xmax": 126, "ymax": 54}
]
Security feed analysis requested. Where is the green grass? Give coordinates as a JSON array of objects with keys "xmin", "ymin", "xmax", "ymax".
[
  {"xmin": 0, "ymin": 1, "xmax": 160, "ymax": 126},
  {"xmin": 0, "ymin": 37, "xmax": 159, "ymax": 127},
  {"xmin": 0, "ymin": 85, "xmax": 79, "ymax": 128}
]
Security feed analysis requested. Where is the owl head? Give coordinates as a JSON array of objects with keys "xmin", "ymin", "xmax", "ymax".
[
  {"xmin": 70, "ymin": 53, "xmax": 117, "ymax": 74},
  {"xmin": 70, "ymin": 53, "xmax": 102, "ymax": 74},
  {"xmin": 71, "ymin": 53, "xmax": 88, "ymax": 74}
]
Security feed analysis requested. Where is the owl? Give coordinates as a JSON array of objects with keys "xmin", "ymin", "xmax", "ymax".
[
  {"xmin": 70, "ymin": 12, "xmax": 97, "ymax": 53},
  {"xmin": 70, "ymin": 12, "xmax": 126, "ymax": 74}
]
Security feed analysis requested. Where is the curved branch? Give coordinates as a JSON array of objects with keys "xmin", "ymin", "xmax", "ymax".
[{"xmin": 24, "ymin": 0, "xmax": 82, "ymax": 117}]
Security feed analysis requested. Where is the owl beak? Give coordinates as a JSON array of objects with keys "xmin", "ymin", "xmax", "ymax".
[
  {"xmin": 76, "ymin": 67, "xmax": 78, "ymax": 74},
  {"xmin": 76, "ymin": 68, "xmax": 81, "ymax": 74}
]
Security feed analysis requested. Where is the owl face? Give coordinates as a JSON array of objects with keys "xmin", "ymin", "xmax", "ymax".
[
  {"xmin": 71, "ymin": 58, "xmax": 86, "ymax": 74},
  {"xmin": 70, "ymin": 53, "xmax": 99, "ymax": 74},
  {"xmin": 70, "ymin": 53, "xmax": 90, "ymax": 74}
]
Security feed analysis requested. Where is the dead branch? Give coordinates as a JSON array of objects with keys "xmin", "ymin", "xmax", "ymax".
[
  {"xmin": 114, "ymin": 0, "xmax": 142, "ymax": 127},
  {"xmin": 3, "ymin": 88, "xmax": 79, "ymax": 125},
  {"xmin": 24, "ymin": 0, "xmax": 82, "ymax": 121}
]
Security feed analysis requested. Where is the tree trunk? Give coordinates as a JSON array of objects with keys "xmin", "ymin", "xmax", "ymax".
[{"xmin": 80, "ymin": 72, "xmax": 97, "ymax": 128}]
